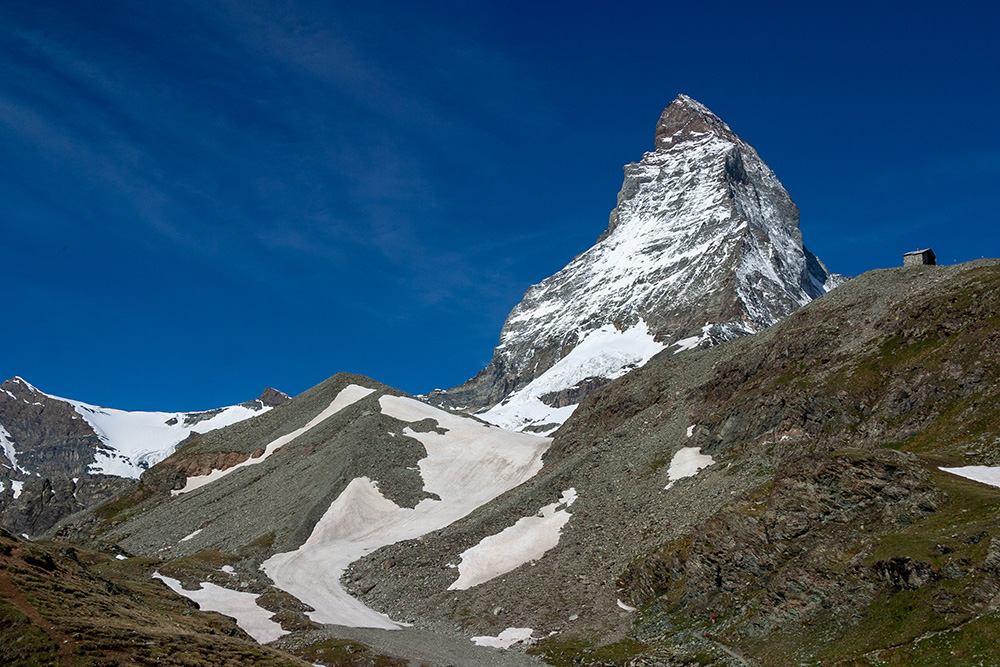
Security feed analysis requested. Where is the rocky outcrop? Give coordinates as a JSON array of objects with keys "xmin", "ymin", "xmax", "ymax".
[
  {"xmin": 431, "ymin": 95, "xmax": 842, "ymax": 431},
  {"xmin": 0, "ymin": 474, "xmax": 133, "ymax": 537},
  {"xmin": 618, "ymin": 451, "xmax": 943, "ymax": 634},
  {"xmin": 0, "ymin": 377, "xmax": 104, "ymax": 478}
]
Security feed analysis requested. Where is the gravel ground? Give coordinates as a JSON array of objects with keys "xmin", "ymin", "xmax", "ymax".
[{"xmin": 278, "ymin": 625, "xmax": 547, "ymax": 667}]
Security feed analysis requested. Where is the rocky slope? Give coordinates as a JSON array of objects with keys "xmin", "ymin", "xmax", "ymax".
[
  {"xmin": 340, "ymin": 259, "xmax": 1000, "ymax": 666},
  {"xmin": 432, "ymin": 95, "xmax": 843, "ymax": 433},
  {"xmin": 46, "ymin": 259, "xmax": 1000, "ymax": 667},
  {"xmin": 0, "ymin": 527, "xmax": 328, "ymax": 666},
  {"xmin": 52, "ymin": 372, "xmax": 553, "ymax": 666},
  {"xmin": 0, "ymin": 377, "xmax": 287, "ymax": 537}
]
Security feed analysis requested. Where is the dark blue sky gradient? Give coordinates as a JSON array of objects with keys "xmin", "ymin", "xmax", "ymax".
[{"xmin": 2, "ymin": 1, "xmax": 998, "ymax": 410}]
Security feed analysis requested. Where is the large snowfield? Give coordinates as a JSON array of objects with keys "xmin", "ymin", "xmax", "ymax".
[{"xmin": 261, "ymin": 393, "xmax": 551, "ymax": 629}]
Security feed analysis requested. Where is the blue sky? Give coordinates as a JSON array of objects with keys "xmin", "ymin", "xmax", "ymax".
[{"xmin": 2, "ymin": 1, "xmax": 998, "ymax": 410}]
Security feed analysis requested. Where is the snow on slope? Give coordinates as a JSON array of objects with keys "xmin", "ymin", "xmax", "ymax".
[
  {"xmin": 0, "ymin": 424, "xmax": 26, "ymax": 474},
  {"xmin": 262, "ymin": 394, "xmax": 550, "ymax": 629},
  {"xmin": 479, "ymin": 321, "xmax": 663, "ymax": 434},
  {"xmin": 172, "ymin": 384, "xmax": 374, "ymax": 495},
  {"xmin": 70, "ymin": 400, "xmax": 271, "ymax": 478},
  {"xmin": 940, "ymin": 466, "xmax": 1000, "ymax": 489},
  {"xmin": 449, "ymin": 488, "xmax": 577, "ymax": 591},
  {"xmin": 663, "ymin": 447, "xmax": 715, "ymax": 490},
  {"xmin": 6, "ymin": 374, "xmax": 276, "ymax": 478},
  {"xmin": 153, "ymin": 573, "xmax": 288, "ymax": 643}
]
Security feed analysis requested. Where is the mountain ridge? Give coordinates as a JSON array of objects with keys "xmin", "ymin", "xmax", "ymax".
[{"xmin": 0, "ymin": 377, "xmax": 288, "ymax": 537}]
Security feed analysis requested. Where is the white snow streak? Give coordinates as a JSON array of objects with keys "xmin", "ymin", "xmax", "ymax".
[
  {"xmin": 262, "ymin": 396, "xmax": 550, "ymax": 629},
  {"xmin": 179, "ymin": 529, "xmax": 203, "ymax": 542},
  {"xmin": 449, "ymin": 489, "xmax": 577, "ymax": 591},
  {"xmin": 0, "ymin": 425, "xmax": 26, "ymax": 474},
  {"xmin": 617, "ymin": 599, "xmax": 637, "ymax": 612},
  {"xmin": 11, "ymin": 480, "xmax": 23, "ymax": 499},
  {"xmin": 471, "ymin": 627, "xmax": 535, "ymax": 649},
  {"xmin": 153, "ymin": 573, "xmax": 287, "ymax": 643},
  {"xmin": 173, "ymin": 384, "xmax": 375, "ymax": 496}
]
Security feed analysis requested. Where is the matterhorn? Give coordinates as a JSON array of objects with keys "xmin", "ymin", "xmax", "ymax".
[{"xmin": 433, "ymin": 94, "xmax": 843, "ymax": 433}]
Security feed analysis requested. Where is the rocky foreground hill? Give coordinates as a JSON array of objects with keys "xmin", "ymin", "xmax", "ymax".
[
  {"xmin": 342, "ymin": 259, "xmax": 1000, "ymax": 665},
  {"xmin": 6, "ymin": 258, "xmax": 994, "ymax": 667}
]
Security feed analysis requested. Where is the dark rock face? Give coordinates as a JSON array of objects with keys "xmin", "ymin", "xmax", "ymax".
[
  {"xmin": 0, "ymin": 378, "xmax": 103, "ymax": 478},
  {"xmin": 431, "ymin": 95, "xmax": 842, "ymax": 424},
  {"xmin": 0, "ymin": 474, "xmax": 133, "ymax": 537}
]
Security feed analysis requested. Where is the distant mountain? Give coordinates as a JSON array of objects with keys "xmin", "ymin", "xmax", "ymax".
[
  {"xmin": 0, "ymin": 377, "xmax": 287, "ymax": 536},
  {"xmin": 431, "ymin": 94, "xmax": 843, "ymax": 433}
]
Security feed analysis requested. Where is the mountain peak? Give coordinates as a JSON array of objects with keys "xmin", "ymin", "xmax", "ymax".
[
  {"xmin": 432, "ymin": 96, "xmax": 843, "ymax": 433},
  {"xmin": 654, "ymin": 94, "xmax": 735, "ymax": 149}
]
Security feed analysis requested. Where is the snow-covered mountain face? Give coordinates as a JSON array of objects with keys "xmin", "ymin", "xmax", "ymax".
[
  {"xmin": 434, "ymin": 95, "xmax": 843, "ymax": 433},
  {"xmin": 0, "ymin": 376, "xmax": 287, "ymax": 481}
]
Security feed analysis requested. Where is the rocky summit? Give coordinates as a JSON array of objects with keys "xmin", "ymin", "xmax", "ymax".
[{"xmin": 432, "ymin": 95, "xmax": 843, "ymax": 434}]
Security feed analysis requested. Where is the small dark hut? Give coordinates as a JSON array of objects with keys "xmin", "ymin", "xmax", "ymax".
[{"xmin": 903, "ymin": 248, "xmax": 936, "ymax": 266}]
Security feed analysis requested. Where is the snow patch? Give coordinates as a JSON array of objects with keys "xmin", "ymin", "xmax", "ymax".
[
  {"xmin": 0, "ymin": 425, "xmax": 26, "ymax": 474},
  {"xmin": 664, "ymin": 447, "xmax": 715, "ymax": 490},
  {"xmin": 940, "ymin": 466, "xmax": 1000, "ymax": 489},
  {"xmin": 179, "ymin": 528, "xmax": 203, "ymax": 542},
  {"xmin": 115, "ymin": 554, "xmax": 128, "ymax": 560},
  {"xmin": 153, "ymin": 573, "xmax": 287, "ymax": 643},
  {"xmin": 221, "ymin": 565, "xmax": 235, "ymax": 575},
  {"xmin": 471, "ymin": 627, "xmax": 535, "ymax": 649},
  {"xmin": 262, "ymin": 396, "xmax": 550, "ymax": 629},
  {"xmin": 617, "ymin": 599, "xmax": 637, "ymax": 612},
  {"xmin": 449, "ymin": 488, "xmax": 577, "ymax": 590},
  {"xmin": 686, "ymin": 424, "xmax": 696, "ymax": 438},
  {"xmin": 173, "ymin": 384, "xmax": 375, "ymax": 495},
  {"xmin": 11, "ymin": 480, "xmax": 23, "ymax": 499},
  {"xmin": 672, "ymin": 326, "xmax": 710, "ymax": 354},
  {"xmin": 480, "ymin": 321, "xmax": 664, "ymax": 433}
]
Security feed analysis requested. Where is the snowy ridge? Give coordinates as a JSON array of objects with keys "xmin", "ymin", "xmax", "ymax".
[{"xmin": 4, "ymin": 376, "xmax": 274, "ymax": 479}]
